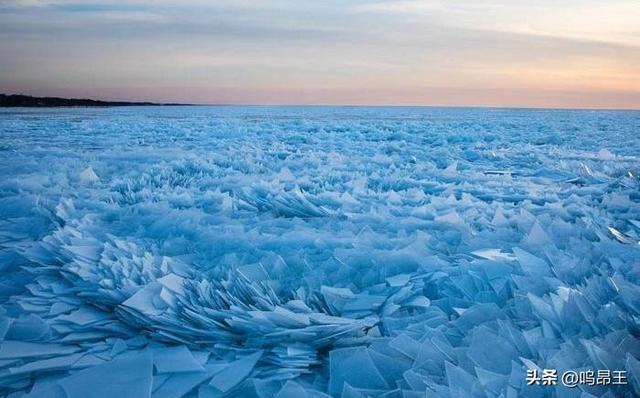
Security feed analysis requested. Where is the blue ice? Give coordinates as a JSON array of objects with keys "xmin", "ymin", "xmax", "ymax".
[{"xmin": 0, "ymin": 106, "xmax": 639, "ymax": 397}]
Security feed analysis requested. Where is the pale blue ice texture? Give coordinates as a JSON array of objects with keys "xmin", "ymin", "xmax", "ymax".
[{"xmin": 0, "ymin": 106, "xmax": 639, "ymax": 397}]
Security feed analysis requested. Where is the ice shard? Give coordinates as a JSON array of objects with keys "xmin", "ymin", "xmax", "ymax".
[{"xmin": 0, "ymin": 107, "xmax": 638, "ymax": 397}]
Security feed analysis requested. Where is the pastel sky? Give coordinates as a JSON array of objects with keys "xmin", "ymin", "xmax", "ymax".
[{"xmin": 1, "ymin": 0, "xmax": 639, "ymax": 108}]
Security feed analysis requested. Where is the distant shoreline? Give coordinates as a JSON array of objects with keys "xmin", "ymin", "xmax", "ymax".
[
  {"xmin": 1, "ymin": 94, "xmax": 637, "ymax": 111},
  {"xmin": 0, "ymin": 94, "xmax": 189, "ymax": 108}
]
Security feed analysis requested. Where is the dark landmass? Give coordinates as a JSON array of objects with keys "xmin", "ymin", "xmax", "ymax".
[{"xmin": 0, "ymin": 94, "xmax": 187, "ymax": 107}]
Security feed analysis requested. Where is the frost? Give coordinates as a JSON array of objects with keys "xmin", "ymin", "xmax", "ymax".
[{"xmin": 0, "ymin": 107, "xmax": 639, "ymax": 397}]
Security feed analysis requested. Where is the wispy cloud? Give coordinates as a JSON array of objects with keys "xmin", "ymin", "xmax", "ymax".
[
  {"xmin": 355, "ymin": 0, "xmax": 640, "ymax": 47},
  {"xmin": 0, "ymin": 0, "xmax": 638, "ymax": 108}
]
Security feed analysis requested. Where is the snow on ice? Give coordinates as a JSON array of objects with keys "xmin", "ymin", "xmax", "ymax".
[{"xmin": 0, "ymin": 106, "xmax": 639, "ymax": 397}]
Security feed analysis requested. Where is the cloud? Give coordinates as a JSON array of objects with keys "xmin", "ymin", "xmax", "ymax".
[
  {"xmin": 354, "ymin": 0, "xmax": 640, "ymax": 47},
  {"xmin": 0, "ymin": 0, "xmax": 637, "ymax": 107}
]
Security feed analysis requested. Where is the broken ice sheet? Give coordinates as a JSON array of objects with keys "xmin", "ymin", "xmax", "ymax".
[
  {"xmin": 208, "ymin": 351, "xmax": 263, "ymax": 393},
  {"xmin": 1, "ymin": 107, "xmax": 639, "ymax": 397},
  {"xmin": 471, "ymin": 249, "xmax": 516, "ymax": 262},
  {"xmin": 329, "ymin": 347, "xmax": 388, "ymax": 395},
  {"xmin": 0, "ymin": 341, "xmax": 80, "ymax": 359},
  {"xmin": 608, "ymin": 227, "xmax": 639, "ymax": 245},
  {"xmin": 58, "ymin": 350, "xmax": 153, "ymax": 398},
  {"xmin": 153, "ymin": 345, "xmax": 204, "ymax": 373},
  {"xmin": 79, "ymin": 167, "xmax": 100, "ymax": 184}
]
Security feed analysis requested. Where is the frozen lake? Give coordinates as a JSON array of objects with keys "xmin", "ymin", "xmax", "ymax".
[{"xmin": 1, "ymin": 106, "xmax": 639, "ymax": 397}]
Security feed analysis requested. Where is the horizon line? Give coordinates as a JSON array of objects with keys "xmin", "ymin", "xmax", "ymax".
[
  {"xmin": 2, "ymin": 92, "xmax": 639, "ymax": 112},
  {"xmin": 188, "ymin": 103, "xmax": 640, "ymax": 112}
]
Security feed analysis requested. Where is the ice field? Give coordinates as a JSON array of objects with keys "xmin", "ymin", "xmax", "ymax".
[{"xmin": 0, "ymin": 106, "xmax": 639, "ymax": 397}]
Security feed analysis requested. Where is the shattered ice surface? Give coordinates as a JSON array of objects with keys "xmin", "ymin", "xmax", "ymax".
[{"xmin": 0, "ymin": 106, "xmax": 639, "ymax": 397}]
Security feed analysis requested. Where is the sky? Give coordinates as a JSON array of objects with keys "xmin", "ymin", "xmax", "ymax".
[{"xmin": 0, "ymin": 0, "xmax": 639, "ymax": 108}]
